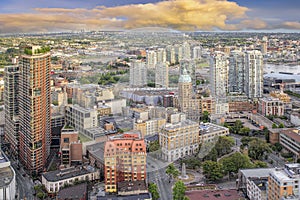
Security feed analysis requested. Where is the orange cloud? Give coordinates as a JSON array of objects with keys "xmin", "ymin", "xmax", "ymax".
[{"xmin": 1, "ymin": 0, "xmax": 297, "ymax": 33}]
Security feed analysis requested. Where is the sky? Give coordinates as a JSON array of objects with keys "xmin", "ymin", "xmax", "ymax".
[{"xmin": 0, "ymin": 0, "xmax": 299, "ymax": 33}]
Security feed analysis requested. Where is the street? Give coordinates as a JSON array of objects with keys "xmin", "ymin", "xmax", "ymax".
[
  {"xmin": 11, "ymin": 161, "xmax": 35, "ymax": 200},
  {"xmin": 147, "ymin": 155, "xmax": 173, "ymax": 200}
]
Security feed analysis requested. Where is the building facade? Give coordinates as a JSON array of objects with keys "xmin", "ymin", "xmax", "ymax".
[
  {"xmin": 259, "ymin": 98, "xmax": 284, "ymax": 117},
  {"xmin": 279, "ymin": 128, "xmax": 300, "ymax": 160},
  {"xmin": 210, "ymin": 51, "xmax": 228, "ymax": 98},
  {"xmin": 160, "ymin": 119, "xmax": 199, "ymax": 162},
  {"xmin": 19, "ymin": 46, "xmax": 51, "ymax": 174},
  {"xmin": 130, "ymin": 60, "xmax": 147, "ymax": 87},
  {"xmin": 0, "ymin": 151, "xmax": 16, "ymax": 200},
  {"xmin": 228, "ymin": 50, "xmax": 245, "ymax": 94},
  {"xmin": 4, "ymin": 66, "xmax": 20, "ymax": 158},
  {"xmin": 268, "ymin": 164, "xmax": 300, "ymax": 200},
  {"xmin": 244, "ymin": 50, "xmax": 263, "ymax": 99},
  {"xmin": 155, "ymin": 62, "xmax": 169, "ymax": 88},
  {"xmin": 104, "ymin": 133, "xmax": 147, "ymax": 193}
]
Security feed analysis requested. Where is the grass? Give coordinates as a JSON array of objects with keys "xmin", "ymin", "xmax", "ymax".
[{"xmin": 78, "ymin": 133, "xmax": 92, "ymax": 143}]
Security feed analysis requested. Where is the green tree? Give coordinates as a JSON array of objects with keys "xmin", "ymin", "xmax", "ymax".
[
  {"xmin": 272, "ymin": 123, "xmax": 278, "ymax": 128},
  {"xmin": 148, "ymin": 183, "xmax": 160, "ymax": 200},
  {"xmin": 204, "ymin": 147, "xmax": 218, "ymax": 161},
  {"xmin": 202, "ymin": 111, "xmax": 210, "ymax": 123},
  {"xmin": 221, "ymin": 152, "xmax": 252, "ymax": 174},
  {"xmin": 272, "ymin": 143, "xmax": 283, "ymax": 152},
  {"xmin": 202, "ymin": 161, "xmax": 224, "ymax": 181},
  {"xmin": 248, "ymin": 139, "xmax": 271, "ymax": 160},
  {"xmin": 148, "ymin": 140, "xmax": 160, "ymax": 152},
  {"xmin": 173, "ymin": 181, "xmax": 186, "ymax": 200},
  {"xmin": 240, "ymin": 127, "xmax": 251, "ymax": 136},
  {"xmin": 278, "ymin": 123, "xmax": 285, "ymax": 128},
  {"xmin": 166, "ymin": 163, "xmax": 180, "ymax": 179},
  {"xmin": 214, "ymin": 136, "xmax": 235, "ymax": 157},
  {"xmin": 233, "ymin": 120, "xmax": 243, "ymax": 134},
  {"xmin": 262, "ymin": 127, "xmax": 270, "ymax": 143},
  {"xmin": 181, "ymin": 157, "xmax": 201, "ymax": 169},
  {"xmin": 253, "ymin": 161, "xmax": 268, "ymax": 168}
]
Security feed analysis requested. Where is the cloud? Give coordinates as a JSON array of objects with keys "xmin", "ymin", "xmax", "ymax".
[
  {"xmin": 280, "ymin": 21, "xmax": 300, "ymax": 30},
  {"xmin": 0, "ymin": 0, "xmax": 298, "ymax": 33}
]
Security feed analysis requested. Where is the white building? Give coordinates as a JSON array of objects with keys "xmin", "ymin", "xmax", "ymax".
[
  {"xmin": 146, "ymin": 50, "xmax": 157, "ymax": 69},
  {"xmin": 199, "ymin": 123, "xmax": 230, "ymax": 143},
  {"xmin": 0, "ymin": 151, "xmax": 16, "ymax": 200},
  {"xmin": 155, "ymin": 62, "xmax": 169, "ymax": 88},
  {"xmin": 65, "ymin": 104, "xmax": 98, "ymax": 135},
  {"xmin": 210, "ymin": 51, "xmax": 229, "ymax": 98},
  {"xmin": 228, "ymin": 50, "xmax": 245, "ymax": 94},
  {"xmin": 42, "ymin": 166, "xmax": 99, "ymax": 194},
  {"xmin": 244, "ymin": 50, "xmax": 263, "ymax": 99},
  {"xmin": 130, "ymin": 60, "xmax": 147, "ymax": 87},
  {"xmin": 160, "ymin": 119, "xmax": 199, "ymax": 162}
]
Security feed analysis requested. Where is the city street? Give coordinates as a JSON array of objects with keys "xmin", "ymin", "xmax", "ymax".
[
  {"xmin": 11, "ymin": 162, "xmax": 35, "ymax": 200},
  {"xmin": 147, "ymin": 155, "xmax": 173, "ymax": 200}
]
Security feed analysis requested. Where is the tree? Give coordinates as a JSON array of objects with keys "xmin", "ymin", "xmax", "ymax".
[
  {"xmin": 202, "ymin": 161, "xmax": 224, "ymax": 181},
  {"xmin": 272, "ymin": 143, "xmax": 283, "ymax": 152},
  {"xmin": 248, "ymin": 139, "xmax": 271, "ymax": 160},
  {"xmin": 166, "ymin": 163, "xmax": 179, "ymax": 179},
  {"xmin": 204, "ymin": 147, "xmax": 218, "ymax": 161},
  {"xmin": 173, "ymin": 181, "xmax": 186, "ymax": 200},
  {"xmin": 272, "ymin": 123, "xmax": 278, "ymax": 128},
  {"xmin": 233, "ymin": 120, "xmax": 243, "ymax": 134},
  {"xmin": 240, "ymin": 127, "xmax": 251, "ymax": 136},
  {"xmin": 214, "ymin": 136, "xmax": 235, "ymax": 157},
  {"xmin": 263, "ymin": 127, "xmax": 270, "ymax": 143},
  {"xmin": 181, "ymin": 157, "xmax": 201, "ymax": 169},
  {"xmin": 278, "ymin": 123, "xmax": 285, "ymax": 128},
  {"xmin": 253, "ymin": 161, "xmax": 268, "ymax": 168},
  {"xmin": 202, "ymin": 111, "xmax": 210, "ymax": 123},
  {"xmin": 148, "ymin": 183, "xmax": 160, "ymax": 200},
  {"xmin": 221, "ymin": 152, "xmax": 253, "ymax": 174},
  {"xmin": 148, "ymin": 140, "xmax": 160, "ymax": 152}
]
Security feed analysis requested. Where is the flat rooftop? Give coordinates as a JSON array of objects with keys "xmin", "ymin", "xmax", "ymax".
[
  {"xmin": 42, "ymin": 166, "xmax": 96, "ymax": 182},
  {"xmin": 164, "ymin": 119, "xmax": 198, "ymax": 130},
  {"xmin": 185, "ymin": 189, "xmax": 245, "ymax": 200},
  {"xmin": 199, "ymin": 122, "xmax": 229, "ymax": 135},
  {"xmin": 240, "ymin": 168, "xmax": 275, "ymax": 179}
]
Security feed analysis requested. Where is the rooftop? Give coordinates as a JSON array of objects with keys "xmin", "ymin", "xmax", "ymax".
[
  {"xmin": 57, "ymin": 183, "xmax": 87, "ymax": 199},
  {"xmin": 240, "ymin": 168, "xmax": 275, "ymax": 179},
  {"xmin": 117, "ymin": 180, "xmax": 147, "ymax": 194},
  {"xmin": 98, "ymin": 193, "xmax": 151, "ymax": 200},
  {"xmin": 281, "ymin": 128, "xmax": 300, "ymax": 143},
  {"xmin": 199, "ymin": 122, "xmax": 229, "ymax": 135},
  {"xmin": 42, "ymin": 166, "xmax": 96, "ymax": 182},
  {"xmin": 185, "ymin": 189, "xmax": 245, "ymax": 200},
  {"xmin": 164, "ymin": 119, "xmax": 198, "ymax": 131},
  {"xmin": 0, "ymin": 151, "xmax": 14, "ymax": 188}
]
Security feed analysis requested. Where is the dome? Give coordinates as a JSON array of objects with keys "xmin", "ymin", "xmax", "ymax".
[{"xmin": 178, "ymin": 68, "xmax": 192, "ymax": 83}]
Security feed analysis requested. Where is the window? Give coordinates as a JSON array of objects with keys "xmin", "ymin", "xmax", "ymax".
[{"xmin": 64, "ymin": 138, "xmax": 69, "ymax": 143}]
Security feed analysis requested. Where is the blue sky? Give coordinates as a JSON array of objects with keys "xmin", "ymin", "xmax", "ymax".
[{"xmin": 0, "ymin": 0, "xmax": 299, "ymax": 33}]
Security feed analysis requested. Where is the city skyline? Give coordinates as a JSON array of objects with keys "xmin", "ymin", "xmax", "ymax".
[{"xmin": 0, "ymin": 0, "xmax": 299, "ymax": 33}]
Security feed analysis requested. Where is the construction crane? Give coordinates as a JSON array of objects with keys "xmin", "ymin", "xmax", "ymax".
[{"xmin": 272, "ymin": 82, "xmax": 300, "ymax": 93}]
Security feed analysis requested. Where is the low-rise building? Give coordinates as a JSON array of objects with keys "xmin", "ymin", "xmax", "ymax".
[
  {"xmin": 65, "ymin": 104, "xmax": 98, "ymax": 136},
  {"xmin": 199, "ymin": 123, "xmax": 230, "ymax": 143},
  {"xmin": 0, "ymin": 151, "xmax": 16, "ymax": 200},
  {"xmin": 104, "ymin": 132, "xmax": 147, "ymax": 193},
  {"xmin": 238, "ymin": 168, "xmax": 274, "ymax": 200},
  {"xmin": 268, "ymin": 164, "xmax": 300, "ymax": 200},
  {"xmin": 134, "ymin": 118, "xmax": 166, "ymax": 138},
  {"xmin": 60, "ymin": 126, "xmax": 83, "ymax": 167},
  {"xmin": 42, "ymin": 166, "xmax": 99, "ymax": 194},
  {"xmin": 259, "ymin": 98, "xmax": 284, "ymax": 116},
  {"xmin": 56, "ymin": 183, "xmax": 87, "ymax": 200},
  {"xmin": 160, "ymin": 119, "xmax": 199, "ymax": 162},
  {"xmin": 279, "ymin": 128, "xmax": 300, "ymax": 160}
]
